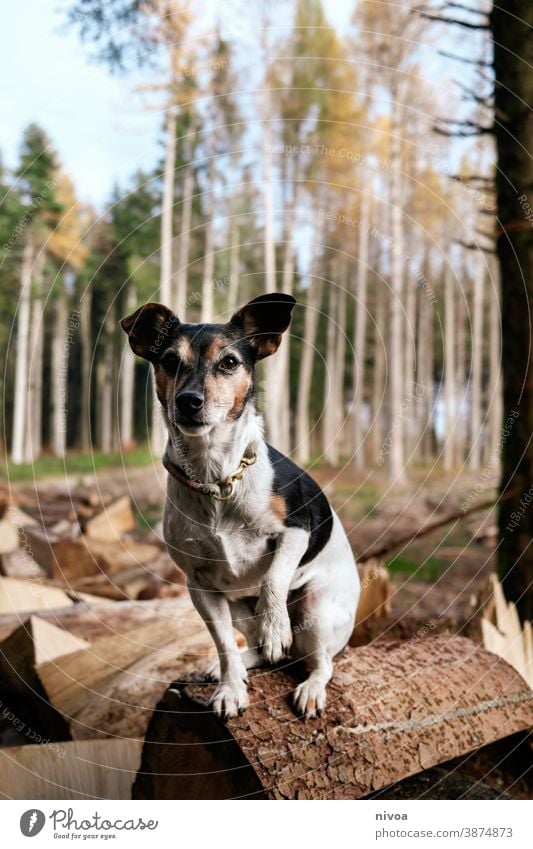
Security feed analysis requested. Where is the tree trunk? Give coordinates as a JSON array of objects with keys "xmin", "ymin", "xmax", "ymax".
[
  {"xmin": 486, "ymin": 256, "xmax": 502, "ymax": 468},
  {"xmin": 98, "ymin": 309, "xmax": 115, "ymax": 453},
  {"xmin": 120, "ymin": 285, "xmax": 136, "ymax": 449},
  {"xmin": 152, "ymin": 108, "xmax": 177, "ymax": 455},
  {"xmin": 175, "ymin": 157, "xmax": 194, "ymax": 319},
  {"xmin": 371, "ymin": 282, "xmax": 386, "ymax": 462},
  {"xmin": 469, "ymin": 250, "xmax": 485, "ymax": 471},
  {"xmin": 353, "ymin": 193, "xmax": 370, "ymax": 469},
  {"xmin": 493, "ymin": 0, "xmax": 533, "ymax": 620},
  {"xmin": 160, "ymin": 108, "xmax": 177, "ymax": 308},
  {"xmin": 443, "ymin": 258, "xmax": 456, "ymax": 471},
  {"xmin": 80, "ymin": 287, "xmax": 92, "ymax": 452},
  {"xmin": 455, "ymin": 273, "xmax": 467, "ymax": 466},
  {"xmin": 323, "ymin": 281, "xmax": 339, "ymax": 464},
  {"xmin": 24, "ymin": 255, "xmax": 46, "ymax": 463},
  {"xmin": 134, "ymin": 636, "xmax": 533, "ymax": 800},
  {"xmin": 334, "ymin": 267, "xmax": 348, "ymax": 461},
  {"xmin": 227, "ymin": 215, "xmax": 240, "ymax": 313},
  {"xmin": 262, "ymin": 66, "xmax": 279, "ymax": 445},
  {"xmin": 295, "ymin": 229, "xmax": 324, "ymax": 464},
  {"xmin": 388, "ymin": 103, "xmax": 406, "ymax": 481},
  {"xmin": 51, "ymin": 281, "xmax": 69, "ymax": 457},
  {"xmin": 11, "ymin": 234, "xmax": 34, "ymax": 464},
  {"xmin": 271, "ymin": 185, "xmax": 298, "ymax": 455},
  {"xmin": 200, "ymin": 170, "xmax": 215, "ymax": 323}
]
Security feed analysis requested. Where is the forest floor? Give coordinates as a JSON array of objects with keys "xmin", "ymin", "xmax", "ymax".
[
  {"xmin": 6, "ymin": 451, "xmax": 499, "ymax": 630},
  {"xmin": 4, "ymin": 454, "xmax": 529, "ymax": 800}
]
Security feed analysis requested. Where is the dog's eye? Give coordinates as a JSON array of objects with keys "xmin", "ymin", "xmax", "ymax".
[
  {"xmin": 219, "ymin": 354, "xmax": 239, "ymax": 372},
  {"xmin": 161, "ymin": 352, "xmax": 181, "ymax": 373}
]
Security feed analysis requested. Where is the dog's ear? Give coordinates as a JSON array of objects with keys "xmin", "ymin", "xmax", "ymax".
[
  {"xmin": 229, "ymin": 293, "xmax": 296, "ymax": 359},
  {"xmin": 120, "ymin": 302, "xmax": 179, "ymax": 362}
]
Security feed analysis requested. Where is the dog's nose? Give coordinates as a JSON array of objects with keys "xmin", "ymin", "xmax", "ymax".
[{"xmin": 175, "ymin": 390, "xmax": 204, "ymax": 417}]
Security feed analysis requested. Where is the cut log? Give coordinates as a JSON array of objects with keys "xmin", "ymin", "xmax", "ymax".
[
  {"xmin": 0, "ymin": 617, "xmax": 78, "ymax": 740},
  {"xmin": 36, "ymin": 595, "xmax": 221, "ymax": 741},
  {"xmin": 355, "ymin": 559, "xmax": 391, "ymax": 628},
  {"xmin": 22, "ymin": 526, "xmax": 160, "ymax": 583},
  {"xmin": 0, "ymin": 739, "xmax": 142, "ymax": 800},
  {"xmin": 0, "ymin": 548, "xmax": 44, "ymax": 580},
  {"xmin": 84, "ymin": 495, "xmax": 135, "ymax": 540},
  {"xmin": 0, "ymin": 576, "xmax": 73, "ymax": 614},
  {"xmin": 0, "ymin": 518, "xmax": 19, "ymax": 555},
  {"xmin": 481, "ymin": 574, "xmax": 533, "ymax": 688},
  {"xmin": 134, "ymin": 636, "xmax": 533, "ymax": 800}
]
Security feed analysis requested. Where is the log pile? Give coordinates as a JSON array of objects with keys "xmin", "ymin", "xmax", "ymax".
[
  {"xmin": 0, "ymin": 483, "xmax": 532, "ymax": 800},
  {"xmin": 0, "ymin": 485, "xmax": 186, "ymax": 601}
]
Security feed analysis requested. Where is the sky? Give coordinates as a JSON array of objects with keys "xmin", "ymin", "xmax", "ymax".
[{"xmin": 1, "ymin": 0, "xmax": 355, "ymax": 209}]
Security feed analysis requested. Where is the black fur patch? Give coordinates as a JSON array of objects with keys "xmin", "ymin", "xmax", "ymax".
[{"xmin": 267, "ymin": 444, "xmax": 333, "ymax": 565}]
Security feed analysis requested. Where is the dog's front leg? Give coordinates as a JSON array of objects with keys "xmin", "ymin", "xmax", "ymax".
[
  {"xmin": 188, "ymin": 576, "xmax": 248, "ymax": 719},
  {"xmin": 256, "ymin": 528, "xmax": 309, "ymax": 664}
]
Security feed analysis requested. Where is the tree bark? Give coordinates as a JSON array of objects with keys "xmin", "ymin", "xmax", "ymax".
[
  {"xmin": 353, "ymin": 193, "xmax": 370, "ymax": 469},
  {"xmin": 51, "ymin": 281, "xmax": 69, "ymax": 458},
  {"xmin": 98, "ymin": 309, "xmax": 115, "ymax": 453},
  {"xmin": 79, "ymin": 287, "xmax": 92, "ymax": 452},
  {"xmin": 24, "ymin": 255, "xmax": 46, "ymax": 463},
  {"xmin": 469, "ymin": 250, "xmax": 485, "ymax": 471},
  {"xmin": 133, "ymin": 636, "xmax": 533, "ymax": 800},
  {"xmin": 493, "ymin": 0, "xmax": 533, "ymax": 620},
  {"xmin": 120, "ymin": 285, "xmax": 136, "ymax": 449},
  {"xmin": 443, "ymin": 258, "xmax": 456, "ymax": 471},
  {"xmin": 295, "ymin": 227, "xmax": 324, "ymax": 464},
  {"xmin": 200, "ymin": 166, "xmax": 215, "ymax": 323},
  {"xmin": 371, "ymin": 282, "xmax": 386, "ymax": 462},
  {"xmin": 11, "ymin": 234, "xmax": 34, "ymax": 464},
  {"xmin": 322, "ymin": 281, "xmax": 339, "ymax": 464},
  {"xmin": 388, "ymin": 102, "xmax": 406, "ymax": 481},
  {"xmin": 486, "ymin": 256, "xmax": 502, "ymax": 468}
]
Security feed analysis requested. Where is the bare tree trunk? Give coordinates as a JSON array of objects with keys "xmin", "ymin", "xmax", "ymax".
[
  {"xmin": 200, "ymin": 172, "xmax": 215, "ymax": 323},
  {"xmin": 153, "ymin": 107, "xmax": 177, "ymax": 454},
  {"xmin": 80, "ymin": 288, "xmax": 92, "ymax": 452},
  {"xmin": 175, "ymin": 156, "xmax": 194, "ymax": 319},
  {"xmin": 270, "ymin": 185, "xmax": 298, "ymax": 455},
  {"xmin": 295, "ymin": 233, "xmax": 324, "ymax": 464},
  {"xmin": 261, "ymin": 39, "xmax": 278, "ymax": 445},
  {"xmin": 24, "ymin": 256, "xmax": 46, "ymax": 463},
  {"xmin": 388, "ymin": 103, "xmax": 406, "ymax": 481},
  {"xmin": 120, "ymin": 285, "xmax": 136, "ymax": 449},
  {"xmin": 323, "ymin": 281, "xmax": 339, "ymax": 464},
  {"xmin": 11, "ymin": 234, "xmax": 34, "ymax": 464},
  {"xmin": 443, "ymin": 258, "xmax": 456, "ymax": 471},
  {"xmin": 227, "ymin": 215, "xmax": 240, "ymax": 313},
  {"xmin": 352, "ymin": 193, "xmax": 370, "ymax": 470},
  {"xmin": 455, "ymin": 276, "xmax": 467, "ymax": 466},
  {"xmin": 371, "ymin": 282, "xmax": 386, "ymax": 462},
  {"xmin": 469, "ymin": 250, "xmax": 485, "ymax": 471},
  {"xmin": 494, "ymin": 0, "xmax": 533, "ymax": 620},
  {"xmin": 486, "ymin": 256, "xmax": 502, "ymax": 468},
  {"xmin": 403, "ymin": 274, "xmax": 417, "ymax": 459},
  {"xmin": 334, "ymin": 267, "xmax": 348, "ymax": 461},
  {"xmin": 98, "ymin": 309, "xmax": 115, "ymax": 454},
  {"xmin": 51, "ymin": 281, "xmax": 69, "ymax": 458}
]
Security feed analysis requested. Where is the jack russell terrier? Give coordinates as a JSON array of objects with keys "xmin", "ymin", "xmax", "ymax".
[{"xmin": 121, "ymin": 293, "xmax": 360, "ymax": 719}]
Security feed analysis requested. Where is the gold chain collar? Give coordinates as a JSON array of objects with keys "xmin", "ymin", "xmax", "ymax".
[{"xmin": 162, "ymin": 449, "xmax": 257, "ymax": 501}]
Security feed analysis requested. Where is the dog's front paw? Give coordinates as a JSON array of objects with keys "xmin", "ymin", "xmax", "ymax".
[
  {"xmin": 293, "ymin": 677, "xmax": 327, "ymax": 719},
  {"xmin": 257, "ymin": 608, "xmax": 293, "ymax": 664},
  {"xmin": 211, "ymin": 678, "xmax": 249, "ymax": 720}
]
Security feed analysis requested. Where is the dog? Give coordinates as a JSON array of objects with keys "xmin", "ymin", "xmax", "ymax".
[{"xmin": 121, "ymin": 292, "xmax": 360, "ymax": 719}]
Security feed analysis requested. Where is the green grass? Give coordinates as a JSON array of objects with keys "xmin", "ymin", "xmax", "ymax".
[
  {"xmin": 387, "ymin": 553, "xmax": 445, "ymax": 582},
  {"xmin": 1, "ymin": 444, "xmax": 155, "ymax": 483}
]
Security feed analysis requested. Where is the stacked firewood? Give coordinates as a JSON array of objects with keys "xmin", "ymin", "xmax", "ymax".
[
  {"xmin": 0, "ymin": 485, "xmax": 185, "ymax": 602},
  {"xmin": 0, "ymin": 484, "xmax": 531, "ymax": 800}
]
